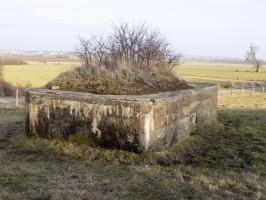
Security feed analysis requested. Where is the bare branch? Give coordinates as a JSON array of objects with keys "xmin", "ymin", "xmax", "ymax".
[{"xmin": 75, "ymin": 22, "xmax": 182, "ymax": 77}]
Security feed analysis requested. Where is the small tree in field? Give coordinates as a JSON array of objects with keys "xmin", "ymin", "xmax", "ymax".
[{"xmin": 246, "ymin": 44, "xmax": 262, "ymax": 72}]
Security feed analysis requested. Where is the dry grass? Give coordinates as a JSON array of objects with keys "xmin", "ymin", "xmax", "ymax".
[
  {"xmin": 0, "ymin": 58, "xmax": 27, "ymax": 65},
  {"xmin": 176, "ymin": 61, "xmax": 266, "ymax": 84},
  {"xmin": 46, "ymin": 68, "xmax": 190, "ymax": 95},
  {"xmin": 0, "ymin": 94, "xmax": 265, "ymax": 199},
  {"xmin": 219, "ymin": 93, "xmax": 266, "ymax": 109}
]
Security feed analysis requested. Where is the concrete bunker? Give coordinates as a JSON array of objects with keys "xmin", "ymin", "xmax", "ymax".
[{"xmin": 25, "ymin": 84, "xmax": 217, "ymax": 152}]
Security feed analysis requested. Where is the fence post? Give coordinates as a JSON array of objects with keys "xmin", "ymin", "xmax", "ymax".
[
  {"xmin": 253, "ymin": 86, "xmax": 255, "ymax": 95},
  {"xmin": 231, "ymin": 88, "xmax": 233, "ymax": 96},
  {"xmin": 263, "ymin": 86, "xmax": 265, "ymax": 93},
  {"xmin": 16, "ymin": 89, "xmax": 19, "ymax": 107},
  {"xmin": 242, "ymin": 87, "xmax": 244, "ymax": 96}
]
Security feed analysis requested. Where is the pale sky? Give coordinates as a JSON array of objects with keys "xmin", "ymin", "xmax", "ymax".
[{"xmin": 1, "ymin": 0, "xmax": 266, "ymax": 59}]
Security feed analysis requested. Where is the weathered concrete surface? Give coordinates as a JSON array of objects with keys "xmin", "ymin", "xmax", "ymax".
[{"xmin": 25, "ymin": 84, "xmax": 217, "ymax": 152}]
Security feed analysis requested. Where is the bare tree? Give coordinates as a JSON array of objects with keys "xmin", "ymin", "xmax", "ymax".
[{"xmin": 246, "ymin": 44, "xmax": 262, "ymax": 72}]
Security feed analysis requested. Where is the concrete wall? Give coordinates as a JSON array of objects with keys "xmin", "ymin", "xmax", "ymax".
[{"xmin": 25, "ymin": 84, "xmax": 217, "ymax": 152}]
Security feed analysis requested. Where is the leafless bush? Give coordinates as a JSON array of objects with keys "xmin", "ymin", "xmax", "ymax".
[
  {"xmin": 0, "ymin": 80, "xmax": 16, "ymax": 97},
  {"xmin": 75, "ymin": 22, "xmax": 181, "ymax": 78},
  {"xmin": 0, "ymin": 79, "xmax": 27, "ymax": 97}
]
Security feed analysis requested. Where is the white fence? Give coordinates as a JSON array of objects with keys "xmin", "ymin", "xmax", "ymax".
[
  {"xmin": 0, "ymin": 89, "xmax": 24, "ymax": 106},
  {"xmin": 219, "ymin": 86, "xmax": 266, "ymax": 96},
  {"xmin": 0, "ymin": 97, "xmax": 24, "ymax": 106}
]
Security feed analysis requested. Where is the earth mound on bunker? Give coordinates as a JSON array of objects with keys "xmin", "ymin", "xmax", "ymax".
[{"xmin": 46, "ymin": 68, "xmax": 191, "ymax": 95}]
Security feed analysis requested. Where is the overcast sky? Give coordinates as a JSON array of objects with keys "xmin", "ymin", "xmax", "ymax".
[{"xmin": 1, "ymin": 0, "xmax": 266, "ymax": 59}]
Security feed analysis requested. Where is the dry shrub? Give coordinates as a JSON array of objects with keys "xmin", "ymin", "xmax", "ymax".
[
  {"xmin": 75, "ymin": 22, "xmax": 182, "ymax": 79},
  {"xmin": 0, "ymin": 80, "xmax": 16, "ymax": 97},
  {"xmin": 218, "ymin": 81, "xmax": 234, "ymax": 89}
]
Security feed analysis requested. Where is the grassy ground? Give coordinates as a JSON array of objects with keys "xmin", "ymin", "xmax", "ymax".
[
  {"xmin": 2, "ymin": 60, "xmax": 266, "ymax": 89},
  {"xmin": 0, "ymin": 94, "xmax": 265, "ymax": 199},
  {"xmin": 176, "ymin": 61, "xmax": 266, "ymax": 84},
  {"xmin": 2, "ymin": 61, "xmax": 78, "ymax": 87},
  {"xmin": 219, "ymin": 93, "xmax": 266, "ymax": 109}
]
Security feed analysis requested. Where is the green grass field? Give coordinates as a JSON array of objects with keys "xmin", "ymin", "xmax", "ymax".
[
  {"xmin": 2, "ymin": 61, "xmax": 78, "ymax": 87},
  {"xmin": 176, "ymin": 61, "xmax": 266, "ymax": 84}
]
